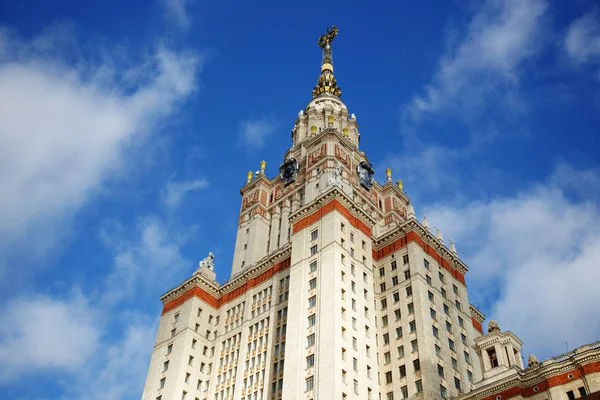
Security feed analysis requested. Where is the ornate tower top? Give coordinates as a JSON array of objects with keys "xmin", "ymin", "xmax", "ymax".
[{"xmin": 312, "ymin": 26, "xmax": 342, "ymax": 98}]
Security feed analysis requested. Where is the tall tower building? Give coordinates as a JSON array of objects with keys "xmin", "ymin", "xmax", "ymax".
[{"xmin": 141, "ymin": 27, "xmax": 489, "ymax": 400}]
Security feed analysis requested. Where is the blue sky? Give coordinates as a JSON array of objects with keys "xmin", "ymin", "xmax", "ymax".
[{"xmin": 1, "ymin": 0, "xmax": 600, "ymax": 398}]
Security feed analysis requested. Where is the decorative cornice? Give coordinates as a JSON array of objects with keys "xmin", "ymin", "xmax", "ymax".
[{"xmin": 470, "ymin": 304, "xmax": 486, "ymax": 323}]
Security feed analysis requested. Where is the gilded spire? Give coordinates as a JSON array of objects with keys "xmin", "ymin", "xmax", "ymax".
[{"xmin": 312, "ymin": 26, "xmax": 342, "ymax": 98}]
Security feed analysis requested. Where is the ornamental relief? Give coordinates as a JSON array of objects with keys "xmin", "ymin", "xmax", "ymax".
[
  {"xmin": 307, "ymin": 144, "xmax": 328, "ymax": 169},
  {"xmin": 241, "ymin": 190, "xmax": 259, "ymax": 211},
  {"xmin": 334, "ymin": 144, "xmax": 351, "ymax": 169}
]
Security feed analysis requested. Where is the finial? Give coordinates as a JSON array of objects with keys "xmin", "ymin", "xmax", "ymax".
[
  {"xmin": 385, "ymin": 168, "xmax": 393, "ymax": 182},
  {"xmin": 436, "ymin": 227, "xmax": 444, "ymax": 243},
  {"xmin": 311, "ymin": 125, "xmax": 317, "ymax": 135},
  {"xmin": 407, "ymin": 203, "xmax": 415, "ymax": 219},
  {"xmin": 246, "ymin": 170, "xmax": 253, "ymax": 183},
  {"xmin": 342, "ymin": 127, "xmax": 349, "ymax": 136},
  {"xmin": 328, "ymin": 115, "xmax": 334, "ymax": 125},
  {"xmin": 312, "ymin": 26, "xmax": 342, "ymax": 98},
  {"xmin": 260, "ymin": 160, "xmax": 267, "ymax": 174},
  {"xmin": 422, "ymin": 216, "xmax": 430, "ymax": 230},
  {"xmin": 396, "ymin": 180, "xmax": 403, "ymax": 190},
  {"xmin": 449, "ymin": 240, "xmax": 457, "ymax": 255}
]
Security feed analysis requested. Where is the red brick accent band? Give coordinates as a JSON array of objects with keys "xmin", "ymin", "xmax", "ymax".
[
  {"xmin": 480, "ymin": 360, "xmax": 600, "ymax": 400},
  {"xmin": 292, "ymin": 198, "xmax": 371, "ymax": 236},
  {"xmin": 161, "ymin": 257, "xmax": 291, "ymax": 315},
  {"xmin": 373, "ymin": 231, "xmax": 466, "ymax": 285},
  {"xmin": 472, "ymin": 317, "xmax": 483, "ymax": 334}
]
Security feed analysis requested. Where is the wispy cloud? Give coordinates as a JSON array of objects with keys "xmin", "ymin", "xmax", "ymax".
[
  {"xmin": 163, "ymin": 0, "xmax": 193, "ymax": 29},
  {"xmin": 163, "ymin": 178, "xmax": 208, "ymax": 208},
  {"xmin": 564, "ymin": 9, "xmax": 600, "ymax": 77},
  {"xmin": 237, "ymin": 116, "xmax": 277, "ymax": 151},
  {"xmin": 0, "ymin": 27, "xmax": 202, "ymax": 282},
  {"xmin": 408, "ymin": 0, "xmax": 548, "ymax": 121},
  {"xmin": 424, "ymin": 164, "xmax": 600, "ymax": 359}
]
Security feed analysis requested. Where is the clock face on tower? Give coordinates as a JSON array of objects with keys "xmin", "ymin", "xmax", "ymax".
[
  {"xmin": 357, "ymin": 161, "xmax": 375, "ymax": 190},
  {"xmin": 279, "ymin": 158, "xmax": 299, "ymax": 186}
]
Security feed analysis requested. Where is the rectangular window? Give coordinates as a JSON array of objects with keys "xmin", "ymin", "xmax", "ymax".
[
  {"xmin": 174, "ymin": 313, "xmax": 180, "ymax": 322},
  {"xmin": 399, "ymin": 364, "xmax": 406, "ymax": 378},
  {"xmin": 160, "ymin": 378, "xmax": 166, "ymax": 388},
  {"xmin": 342, "ymin": 370, "xmax": 347, "ymax": 383},
  {"xmin": 352, "ymin": 299, "xmax": 357, "ymax": 311},
  {"xmin": 465, "ymin": 351, "xmax": 471, "ymax": 364},
  {"xmin": 439, "ymin": 272, "xmax": 445, "ymax": 283},
  {"xmin": 350, "ymin": 232, "xmax": 355, "ymax": 243},
  {"xmin": 387, "ymin": 392, "xmax": 394, "ymax": 400},
  {"xmin": 380, "ymin": 283, "xmax": 387, "ymax": 292},
  {"xmin": 191, "ymin": 339, "xmax": 197, "ymax": 349},
  {"xmin": 441, "ymin": 288, "xmax": 447, "ymax": 298},
  {"xmin": 578, "ymin": 387, "xmax": 587, "ymax": 397},
  {"xmin": 403, "ymin": 254, "xmax": 409, "ymax": 264},
  {"xmin": 311, "ymin": 230, "xmax": 318, "ymax": 241},
  {"xmin": 351, "ymin": 264, "xmax": 356, "ymax": 276},
  {"xmin": 452, "ymin": 358, "xmax": 458, "ymax": 370},
  {"xmin": 171, "ymin": 328, "xmax": 176, "ymax": 338},
  {"xmin": 411, "ymin": 339, "xmax": 418, "ymax": 352},
  {"xmin": 188, "ymin": 356, "xmax": 193, "ymax": 366},
  {"xmin": 362, "ymin": 240, "xmax": 366, "ymax": 250},
  {"xmin": 408, "ymin": 303, "xmax": 414, "ymax": 314},
  {"xmin": 453, "ymin": 284, "xmax": 459, "ymax": 295},
  {"xmin": 352, "ymin": 317, "xmax": 357, "ymax": 330},
  {"xmin": 435, "ymin": 344, "xmax": 441, "ymax": 357},
  {"xmin": 426, "ymin": 275, "xmax": 432, "ymax": 285},
  {"xmin": 441, "ymin": 385, "xmax": 447, "ymax": 399},
  {"xmin": 379, "ymin": 267, "xmax": 386, "ymax": 277},
  {"xmin": 458, "ymin": 316, "xmax": 464, "ymax": 328},
  {"xmin": 428, "ymin": 291, "xmax": 434, "ymax": 302},
  {"xmin": 353, "ymin": 337, "xmax": 358, "ymax": 350},
  {"xmin": 308, "ymin": 295, "xmax": 317, "ymax": 308},
  {"xmin": 391, "ymin": 260, "xmax": 397, "ymax": 270},
  {"xmin": 394, "ymin": 309, "xmax": 401, "ymax": 320},
  {"xmin": 385, "ymin": 371, "xmax": 393, "ymax": 384},
  {"xmin": 443, "ymin": 304, "xmax": 449, "ymax": 315},
  {"xmin": 354, "ymin": 380, "xmax": 359, "ymax": 394},
  {"xmin": 456, "ymin": 300, "xmax": 462, "ymax": 310},
  {"xmin": 401, "ymin": 385, "xmax": 408, "ymax": 399},
  {"xmin": 397, "ymin": 345, "xmax": 404, "ymax": 358},
  {"xmin": 461, "ymin": 333, "xmax": 467, "ymax": 345},
  {"xmin": 308, "ymin": 314, "xmax": 316, "ymax": 327},
  {"xmin": 413, "ymin": 358, "xmax": 420, "ymax": 371},
  {"xmin": 383, "ymin": 333, "xmax": 390, "ymax": 344},
  {"xmin": 409, "ymin": 320, "xmax": 416, "ymax": 332},
  {"xmin": 310, "ymin": 260, "xmax": 317, "ymax": 272},
  {"xmin": 404, "ymin": 270, "xmax": 410, "ymax": 279},
  {"xmin": 392, "ymin": 276, "xmax": 399, "ymax": 286},
  {"xmin": 446, "ymin": 321, "xmax": 452, "ymax": 332},
  {"xmin": 416, "ymin": 380, "xmax": 423, "ymax": 393},
  {"xmin": 424, "ymin": 259, "xmax": 430, "ymax": 269},
  {"xmin": 449, "ymin": 339, "xmax": 455, "ymax": 351},
  {"xmin": 382, "ymin": 315, "xmax": 388, "ymax": 326},
  {"xmin": 438, "ymin": 364, "xmax": 444, "ymax": 378},
  {"xmin": 309, "ymin": 278, "xmax": 317, "ymax": 289},
  {"xmin": 431, "ymin": 308, "xmax": 437, "ymax": 320},
  {"xmin": 305, "ymin": 376, "xmax": 314, "ymax": 392},
  {"xmin": 455, "ymin": 377, "xmax": 461, "ymax": 391},
  {"xmin": 351, "ymin": 281, "xmax": 356, "ymax": 293},
  {"xmin": 381, "ymin": 298, "xmax": 388, "ymax": 309},
  {"xmin": 306, "ymin": 354, "xmax": 314, "ymax": 368},
  {"xmin": 396, "ymin": 327, "xmax": 403, "ymax": 339},
  {"xmin": 310, "ymin": 245, "xmax": 318, "ymax": 255},
  {"xmin": 167, "ymin": 343, "xmax": 173, "ymax": 354},
  {"xmin": 405, "ymin": 286, "xmax": 412, "ymax": 297},
  {"xmin": 468, "ymin": 371, "xmax": 473, "ymax": 382},
  {"xmin": 384, "ymin": 352, "xmax": 391, "ymax": 364},
  {"xmin": 433, "ymin": 326, "xmax": 439, "ymax": 338},
  {"xmin": 353, "ymin": 358, "xmax": 358, "ymax": 371},
  {"xmin": 393, "ymin": 292, "xmax": 400, "ymax": 303}
]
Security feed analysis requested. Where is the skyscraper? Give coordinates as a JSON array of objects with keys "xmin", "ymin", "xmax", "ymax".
[{"xmin": 141, "ymin": 26, "xmax": 491, "ymax": 400}]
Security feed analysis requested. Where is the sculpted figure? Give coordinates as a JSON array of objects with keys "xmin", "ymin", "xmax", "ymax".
[
  {"xmin": 528, "ymin": 354, "xmax": 540, "ymax": 368},
  {"xmin": 488, "ymin": 320, "xmax": 500, "ymax": 333}
]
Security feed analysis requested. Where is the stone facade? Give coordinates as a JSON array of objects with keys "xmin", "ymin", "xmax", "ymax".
[{"xmin": 140, "ymin": 29, "xmax": 599, "ymax": 400}]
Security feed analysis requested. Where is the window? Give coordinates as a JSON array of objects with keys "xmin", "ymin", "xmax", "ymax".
[
  {"xmin": 341, "ymin": 223, "xmax": 345, "ymax": 232},
  {"xmin": 351, "ymin": 264, "xmax": 356, "ymax": 276},
  {"xmin": 353, "ymin": 358, "xmax": 358, "ymax": 371},
  {"xmin": 411, "ymin": 339, "xmax": 418, "ymax": 352},
  {"xmin": 438, "ymin": 364, "xmax": 444, "ymax": 378},
  {"xmin": 406, "ymin": 286, "xmax": 412, "ymax": 297},
  {"xmin": 311, "ymin": 230, "xmax": 318, "ymax": 241},
  {"xmin": 352, "ymin": 299, "xmax": 356, "ymax": 310},
  {"xmin": 384, "ymin": 352, "xmax": 391, "ymax": 364},
  {"xmin": 309, "ymin": 278, "xmax": 317, "ymax": 289},
  {"xmin": 184, "ymin": 373, "xmax": 190, "ymax": 383},
  {"xmin": 387, "ymin": 392, "xmax": 394, "ymax": 400},
  {"xmin": 350, "ymin": 248, "xmax": 355, "ymax": 257},
  {"xmin": 441, "ymin": 288, "xmax": 447, "ymax": 298},
  {"xmin": 458, "ymin": 316, "xmax": 464, "ymax": 328},
  {"xmin": 167, "ymin": 343, "xmax": 173, "ymax": 354},
  {"xmin": 403, "ymin": 254, "xmax": 409, "ymax": 264},
  {"xmin": 160, "ymin": 378, "xmax": 166, "ymax": 388},
  {"xmin": 452, "ymin": 358, "xmax": 458, "ymax": 370},
  {"xmin": 428, "ymin": 291, "xmax": 434, "ymax": 302},
  {"xmin": 367, "ymin": 365, "xmax": 372, "ymax": 378},
  {"xmin": 308, "ymin": 296, "xmax": 316, "ymax": 308},
  {"xmin": 416, "ymin": 380, "xmax": 423, "ymax": 393},
  {"xmin": 439, "ymin": 272, "xmax": 445, "ymax": 283},
  {"xmin": 310, "ymin": 260, "xmax": 317, "ymax": 272},
  {"xmin": 407, "ymin": 303, "xmax": 414, "ymax": 314},
  {"xmin": 354, "ymin": 380, "xmax": 359, "ymax": 394},
  {"xmin": 461, "ymin": 333, "xmax": 467, "ymax": 345},
  {"xmin": 174, "ymin": 313, "xmax": 180, "ymax": 322},
  {"xmin": 578, "ymin": 387, "xmax": 587, "ymax": 397},
  {"xmin": 341, "ymin": 289, "xmax": 346, "ymax": 300},
  {"xmin": 435, "ymin": 345, "xmax": 441, "ymax": 357},
  {"xmin": 171, "ymin": 328, "xmax": 176, "ymax": 338},
  {"xmin": 382, "ymin": 315, "xmax": 389, "ymax": 326},
  {"xmin": 426, "ymin": 275, "xmax": 432, "ymax": 285},
  {"xmin": 396, "ymin": 327, "xmax": 403, "ymax": 339},
  {"xmin": 305, "ymin": 376, "xmax": 314, "ymax": 392},
  {"xmin": 352, "ymin": 317, "xmax": 357, "ymax": 329},
  {"xmin": 191, "ymin": 339, "xmax": 197, "ymax": 349},
  {"xmin": 310, "ymin": 245, "xmax": 318, "ymax": 255},
  {"xmin": 433, "ymin": 326, "xmax": 439, "ymax": 338},
  {"xmin": 383, "ymin": 333, "xmax": 390, "ymax": 345},
  {"xmin": 449, "ymin": 339, "xmax": 455, "ymax": 351},
  {"xmin": 566, "ymin": 391, "xmax": 576, "ymax": 400},
  {"xmin": 342, "ymin": 370, "xmax": 347, "ymax": 383},
  {"xmin": 188, "ymin": 356, "xmax": 194, "ymax": 366},
  {"xmin": 385, "ymin": 371, "xmax": 393, "ymax": 384},
  {"xmin": 404, "ymin": 270, "xmax": 410, "ymax": 279},
  {"xmin": 453, "ymin": 284, "xmax": 459, "ymax": 295},
  {"xmin": 181, "ymin": 391, "xmax": 187, "ymax": 400},
  {"xmin": 306, "ymin": 354, "xmax": 314, "ymax": 368},
  {"xmin": 362, "ymin": 240, "xmax": 366, "ymax": 250},
  {"xmin": 363, "ymin": 272, "xmax": 368, "ymax": 283},
  {"xmin": 391, "ymin": 260, "xmax": 397, "ymax": 270},
  {"xmin": 441, "ymin": 385, "xmax": 447, "ymax": 399},
  {"xmin": 350, "ymin": 232, "xmax": 355, "ymax": 242},
  {"xmin": 401, "ymin": 385, "xmax": 409, "ymax": 399},
  {"xmin": 456, "ymin": 300, "xmax": 462, "ymax": 311},
  {"xmin": 468, "ymin": 371, "xmax": 473, "ymax": 382},
  {"xmin": 446, "ymin": 321, "xmax": 452, "ymax": 332},
  {"xmin": 409, "ymin": 320, "xmax": 416, "ymax": 332},
  {"xmin": 464, "ymin": 351, "xmax": 471, "ymax": 364},
  {"xmin": 392, "ymin": 276, "xmax": 399, "ymax": 286},
  {"xmin": 308, "ymin": 314, "xmax": 316, "ymax": 327},
  {"xmin": 443, "ymin": 304, "xmax": 449, "ymax": 315},
  {"xmin": 397, "ymin": 345, "xmax": 404, "ymax": 358},
  {"xmin": 393, "ymin": 292, "xmax": 400, "ymax": 303},
  {"xmin": 399, "ymin": 365, "xmax": 406, "ymax": 378},
  {"xmin": 351, "ymin": 281, "xmax": 356, "ymax": 293},
  {"xmin": 430, "ymin": 308, "xmax": 437, "ymax": 320},
  {"xmin": 394, "ymin": 309, "xmax": 401, "ymax": 320},
  {"xmin": 353, "ymin": 337, "xmax": 358, "ymax": 350},
  {"xmin": 381, "ymin": 298, "xmax": 388, "ymax": 309},
  {"xmin": 366, "ymin": 344, "xmax": 371, "ymax": 357},
  {"xmin": 413, "ymin": 358, "xmax": 420, "ymax": 371},
  {"xmin": 380, "ymin": 283, "xmax": 387, "ymax": 292},
  {"xmin": 379, "ymin": 267, "xmax": 386, "ymax": 277},
  {"xmin": 342, "ymin": 347, "xmax": 347, "ymax": 360},
  {"xmin": 424, "ymin": 259, "xmax": 430, "ymax": 269}
]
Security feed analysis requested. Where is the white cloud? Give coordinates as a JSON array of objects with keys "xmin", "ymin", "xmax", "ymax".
[
  {"xmin": 423, "ymin": 164, "xmax": 600, "ymax": 359},
  {"xmin": 0, "ymin": 291, "xmax": 101, "ymax": 383},
  {"xmin": 408, "ymin": 0, "xmax": 548, "ymax": 120},
  {"xmin": 564, "ymin": 10, "xmax": 600, "ymax": 75},
  {"xmin": 0, "ymin": 28, "xmax": 201, "ymax": 281},
  {"xmin": 102, "ymin": 217, "xmax": 192, "ymax": 305},
  {"xmin": 163, "ymin": 178, "xmax": 209, "ymax": 208},
  {"xmin": 238, "ymin": 116, "xmax": 276, "ymax": 151},
  {"xmin": 163, "ymin": 0, "xmax": 192, "ymax": 28}
]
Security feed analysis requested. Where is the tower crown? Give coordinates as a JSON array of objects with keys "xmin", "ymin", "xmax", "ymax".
[{"xmin": 312, "ymin": 26, "xmax": 342, "ymax": 98}]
